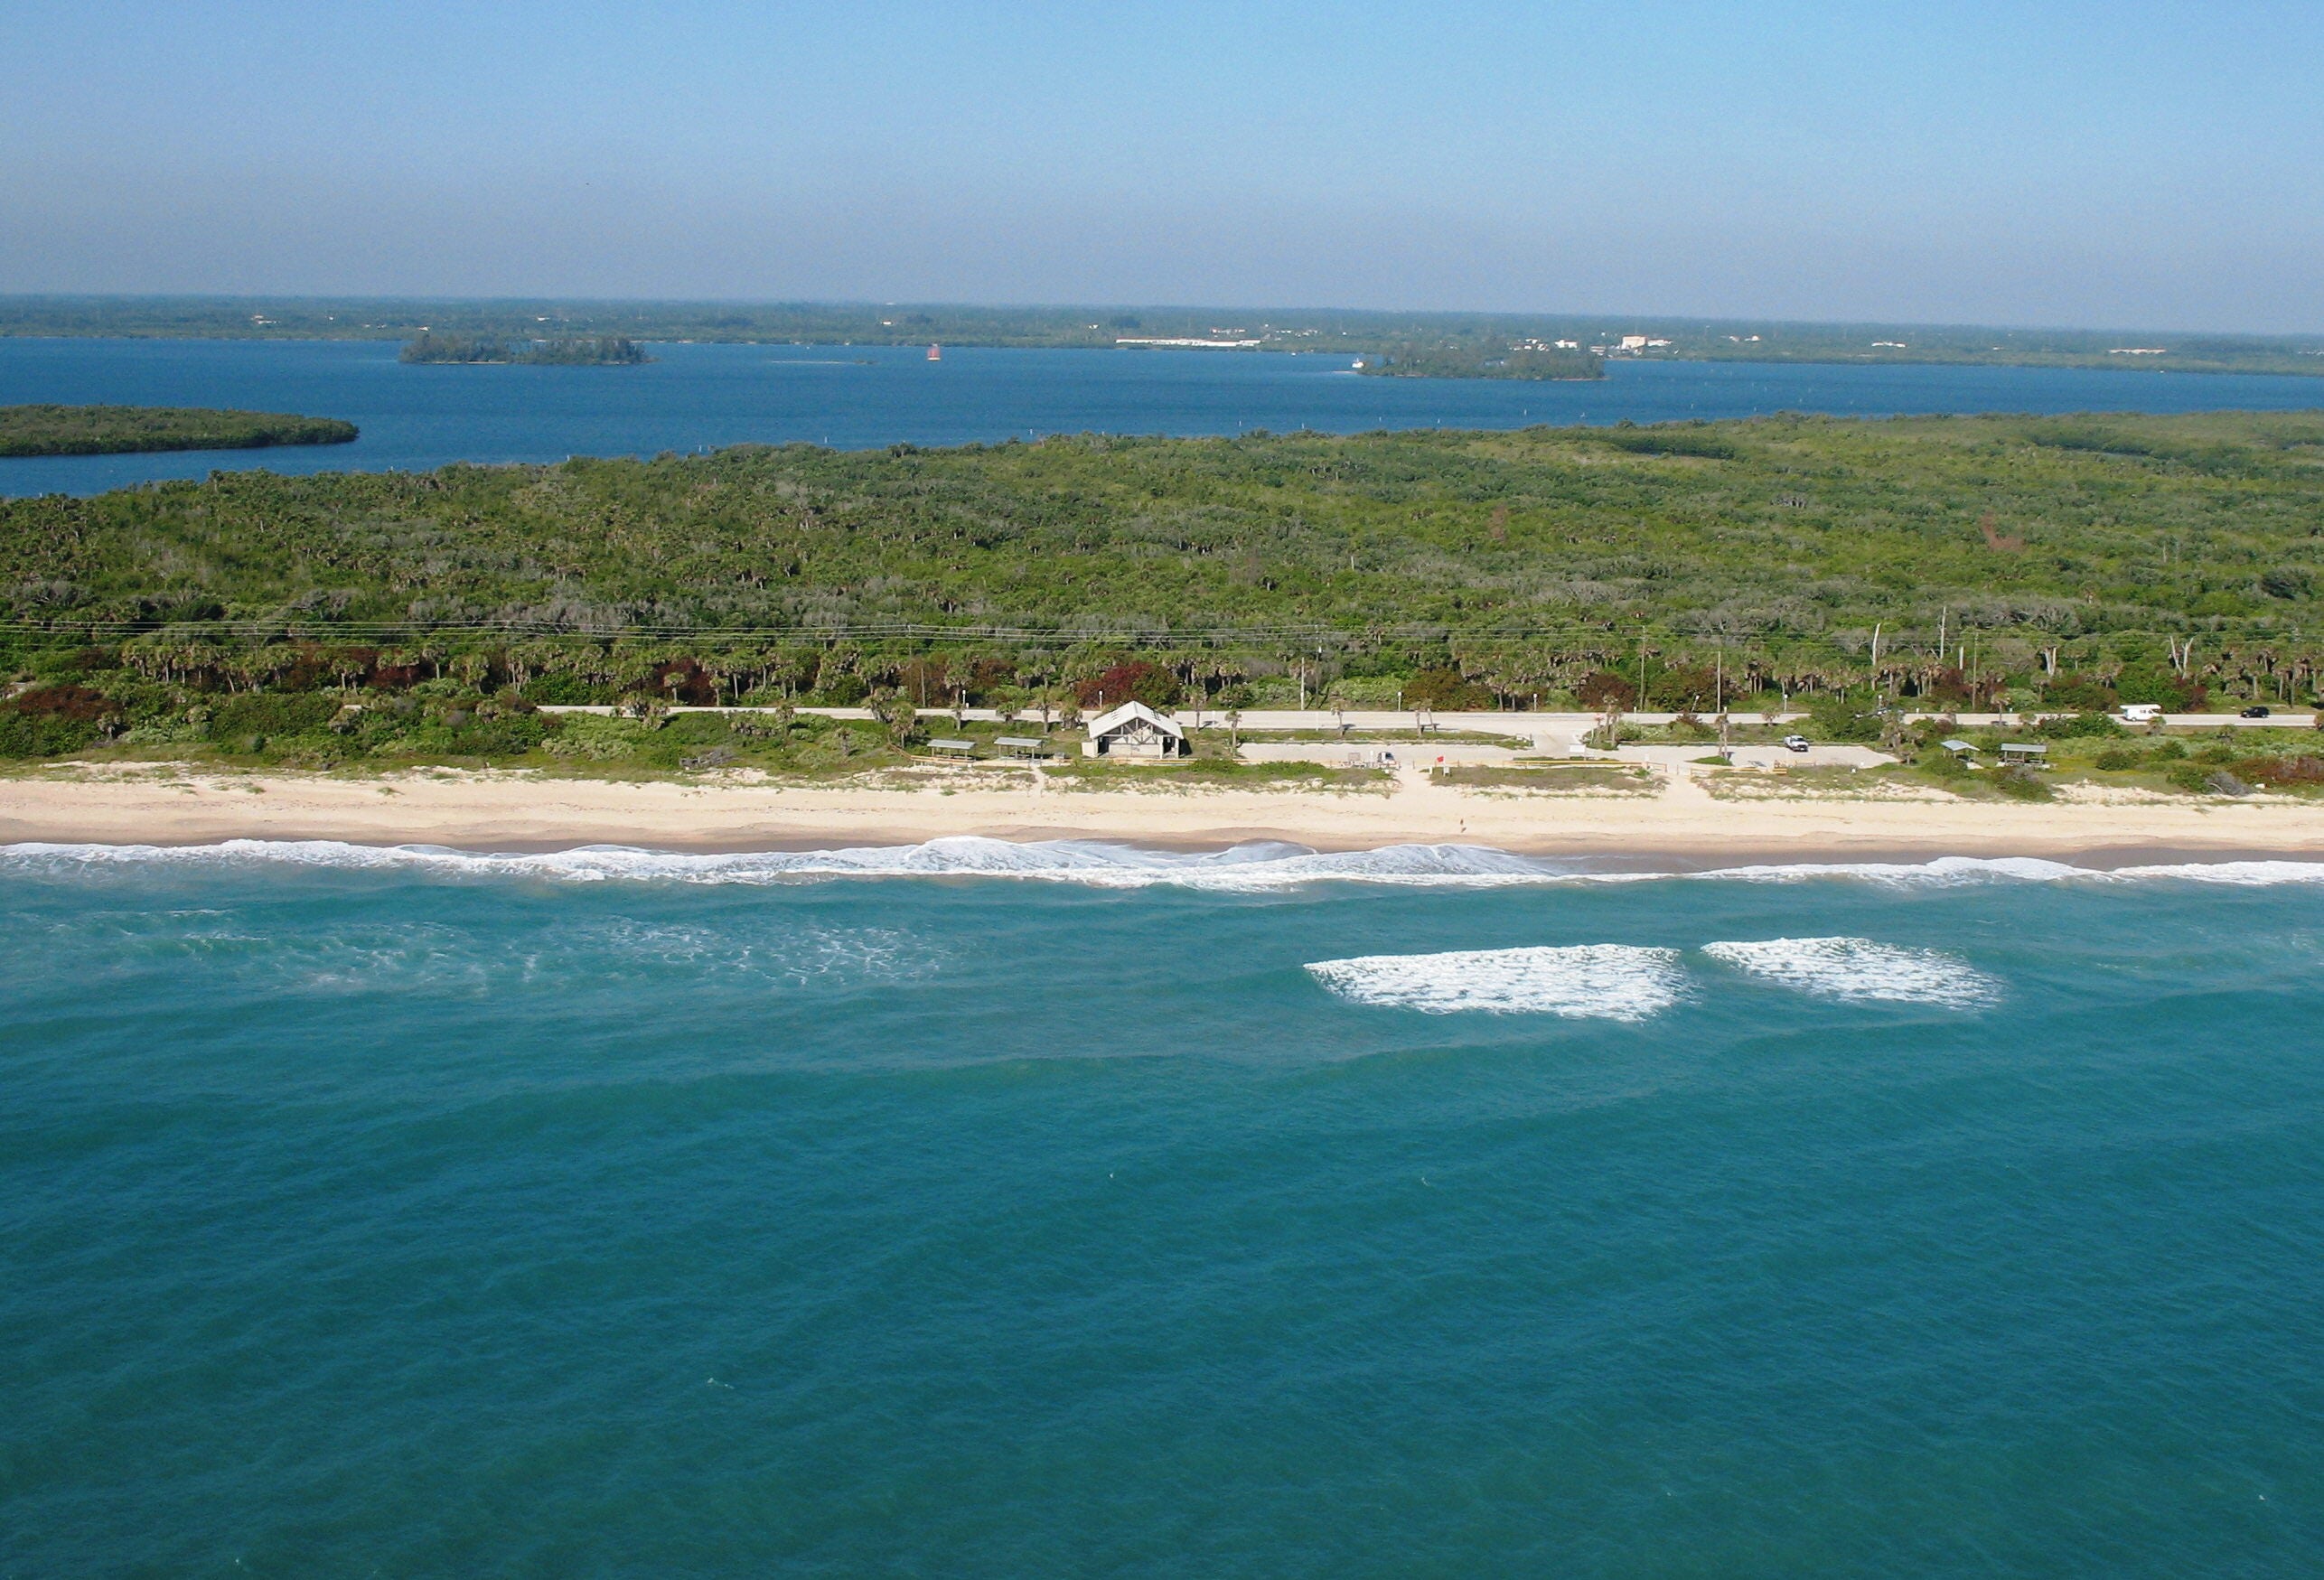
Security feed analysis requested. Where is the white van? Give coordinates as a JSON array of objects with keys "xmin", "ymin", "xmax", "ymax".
[{"xmin": 2119, "ymin": 704, "xmax": 2164, "ymax": 724}]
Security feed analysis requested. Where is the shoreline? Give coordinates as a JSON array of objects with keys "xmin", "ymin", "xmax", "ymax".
[{"xmin": 10, "ymin": 765, "xmax": 2324, "ymax": 865}]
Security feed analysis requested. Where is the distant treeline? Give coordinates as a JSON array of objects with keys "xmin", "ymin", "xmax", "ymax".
[
  {"xmin": 6, "ymin": 296, "xmax": 2320, "ymax": 379},
  {"xmin": 0, "ymin": 404, "xmax": 357, "ymax": 457},
  {"xmin": 399, "ymin": 333, "xmax": 649, "ymax": 366}
]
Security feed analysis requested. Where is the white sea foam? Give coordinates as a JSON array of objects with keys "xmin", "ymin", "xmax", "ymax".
[
  {"xmin": 1305, "ymin": 945, "xmax": 1684, "ymax": 1019},
  {"xmin": 2101, "ymin": 859, "xmax": 2324, "ymax": 886},
  {"xmin": 1689, "ymin": 855, "xmax": 2324, "ymax": 889},
  {"xmin": 5, "ymin": 837, "xmax": 2324, "ymax": 891},
  {"xmin": 1700, "ymin": 937, "xmax": 2001, "ymax": 1007},
  {"xmin": 1695, "ymin": 855, "xmax": 2089, "ymax": 886},
  {"xmin": 574, "ymin": 920, "xmax": 931, "ymax": 986},
  {"xmin": 0, "ymin": 837, "xmax": 1576, "ymax": 891}
]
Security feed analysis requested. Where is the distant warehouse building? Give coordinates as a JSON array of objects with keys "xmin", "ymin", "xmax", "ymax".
[{"xmin": 1082, "ymin": 701, "xmax": 1190, "ymax": 759}]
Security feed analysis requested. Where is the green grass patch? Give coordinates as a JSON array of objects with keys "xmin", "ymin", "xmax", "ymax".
[{"xmin": 1438, "ymin": 762, "xmax": 1655, "ymax": 792}]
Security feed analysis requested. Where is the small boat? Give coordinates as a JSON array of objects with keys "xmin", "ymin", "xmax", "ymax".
[{"xmin": 927, "ymin": 343, "xmax": 942, "ymax": 361}]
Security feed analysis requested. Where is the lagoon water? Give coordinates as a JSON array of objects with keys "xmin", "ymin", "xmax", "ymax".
[
  {"xmin": 5, "ymin": 840, "xmax": 2323, "ymax": 1575},
  {"xmin": 5, "ymin": 337, "xmax": 2324, "ymax": 497}
]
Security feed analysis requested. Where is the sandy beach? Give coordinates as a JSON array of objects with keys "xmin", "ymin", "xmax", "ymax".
[{"xmin": 8, "ymin": 762, "xmax": 2324, "ymax": 860}]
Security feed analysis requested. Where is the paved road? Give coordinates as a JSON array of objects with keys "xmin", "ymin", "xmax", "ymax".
[
  {"xmin": 538, "ymin": 704, "xmax": 2319, "ymax": 733},
  {"xmin": 1236, "ymin": 739, "xmax": 1897, "ymax": 771}
]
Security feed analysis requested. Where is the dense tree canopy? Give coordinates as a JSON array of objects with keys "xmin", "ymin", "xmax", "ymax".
[
  {"xmin": 5, "ymin": 410, "xmax": 2324, "ymax": 719},
  {"xmin": 0, "ymin": 405, "xmax": 356, "ymax": 456},
  {"xmin": 399, "ymin": 333, "xmax": 648, "ymax": 365}
]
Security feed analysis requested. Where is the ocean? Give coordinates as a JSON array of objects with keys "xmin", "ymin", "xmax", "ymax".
[
  {"xmin": 5, "ymin": 337, "xmax": 2324, "ymax": 496},
  {"xmin": 5, "ymin": 838, "xmax": 2321, "ymax": 1575}
]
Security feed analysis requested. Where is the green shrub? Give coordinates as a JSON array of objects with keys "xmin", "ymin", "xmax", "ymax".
[
  {"xmin": 2232, "ymin": 754, "xmax": 2324, "ymax": 788},
  {"xmin": 519, "ymin": 673, "xmax": 607, "ymax": 705},
  {"xmin": 1995, "ymin": 766, "xmax": 2052, "ymax": 799},
  {"xmin": 441, "ymin": 715, "xmax": 548, "ymax": 757},
  {"xmin": 209, "ymin": 694, "xmax": 339, "ymax": 739},
  {"xmin": 543, "ymin": 715, "xmax": 646, "ymax": 761},
  {"xmin": 661, "ymin": 711, "xmax": 742, "ymax": 743},
  {"xmin": 1407, "ymin": 668, "xmax": 1498, "ymax": 710},
  {"xmin": 1806, "ymin": 695, "xmax": 1881, "ymax": 742},
  {"xmin": 1326, "ymin": 674, "xmax": 1410, "ymax": 706},
  {"xmin": 1597, "ymin": 429, "xmax": 1739, "ymax": 460},
  {"xmin": 2093, "ymin": 746, "xmax": 2141, "ymax": 771},
  {"xmin": 2041, "ymin": 711, "xmax": 2125, "ymax": 739},
  {"xmin": 2040, "ymin": 677, "xmax": 2115, "ymax": 711},
  {"xmin": 1074, "ymin": 659, "xmax": 1182, "ymax": 710},
  {"xmin": 0, "ymin": 683, "xmax": 117, "ymax": 757},
  {"xmin": 0, "ymin": 712, "xmax": 100, "ymax": 757},
  {"xmin": 2113, "ymin": 666, "xmax": 2207, "ymax": 710},
  {"xmin": 27, "ymin": 647, "xmax": 117, "ymax": 681}
]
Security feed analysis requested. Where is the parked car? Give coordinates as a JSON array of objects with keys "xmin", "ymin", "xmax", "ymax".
[
  {"xmin": 1781, "ymin": 734, "xmax": 1811, "ymax": 753},
  {"xmin": 2241, "ymin": 706, "xmax": 2272, "ymax": 719}
]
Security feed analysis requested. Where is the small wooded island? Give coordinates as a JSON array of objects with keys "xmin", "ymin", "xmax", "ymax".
[
  {"xmin": 1358, "ymin": 342, "xmax": 1604, "ymax": 380},
  {"xmin": 0, "ymin": 405, "xmax": 359, "ymax": 457},
  {"xmin": 400, "ymin": 332, "xmax": 651, "ymax": 365}
]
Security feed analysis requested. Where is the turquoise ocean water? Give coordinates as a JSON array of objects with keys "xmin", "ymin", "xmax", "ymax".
[{"xmin": 5, "ymin": 838, "xmax": 2322, "ymax": 1575}]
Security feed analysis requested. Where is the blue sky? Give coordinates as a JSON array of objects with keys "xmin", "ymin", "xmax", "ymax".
[{"xmin": 4, "ymin": 0, "xmax": 2319, "ymax": 330}]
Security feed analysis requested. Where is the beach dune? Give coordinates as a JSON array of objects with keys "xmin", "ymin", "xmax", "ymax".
[{"xmin": 7, "ymin": 763, "xmax": 2324, "ymax": 860}]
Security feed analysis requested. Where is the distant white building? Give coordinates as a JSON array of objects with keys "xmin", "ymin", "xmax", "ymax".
[{"xmin": 1082, "ymin": 701, "xmax": 1189, "ymax": 759}]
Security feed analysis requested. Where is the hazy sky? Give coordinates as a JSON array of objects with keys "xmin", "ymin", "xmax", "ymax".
[{"xmin": 5, "ymin": 1, "xmax": 2319, "ymax": 331}]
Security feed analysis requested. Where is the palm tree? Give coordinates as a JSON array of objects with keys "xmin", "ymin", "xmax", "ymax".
[{"xmin": 871, "ymin": 688, "xmax": 918, "ymax": 747}]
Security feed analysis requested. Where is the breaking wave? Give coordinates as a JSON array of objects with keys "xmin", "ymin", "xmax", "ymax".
[
  {"xmin": 0, "ymin": 837, "xmax": 1574, "ymax": 890},
  {"xmin": 1688, "ymin": 855, "xmax": 2324, "ymax": 888},
  {"xmin": 1305, "ymin": 945, "xmax": 1685, "ymax": 1019},
  {"xmin": 4, "ymin": 838, "xmax": 2324, "ymax": 891},
  {"xmin": 1700, "ymin": 937, "xmax": 2001, "ymax": 1008}
]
